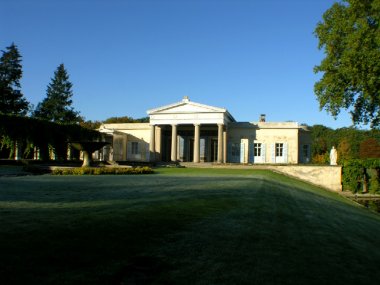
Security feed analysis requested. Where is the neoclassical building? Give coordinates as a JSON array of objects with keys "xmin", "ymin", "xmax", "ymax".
[{"xmin": 99, "ymin": 97, "xmax": 312, "ymax": 164}]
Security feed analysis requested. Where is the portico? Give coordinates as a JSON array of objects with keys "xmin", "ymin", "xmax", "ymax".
[{"xmin": 147, "ymin": 96, "xmax": 235, "ymax": 163}]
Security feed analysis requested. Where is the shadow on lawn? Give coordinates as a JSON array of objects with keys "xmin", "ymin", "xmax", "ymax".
[
  {"xmin": 112, "ymin": 256, "xmax": 171, "ymax": 285},
  {"xmin": 2, "ymin": 173, "xmax": 380, "ymax": 284}
]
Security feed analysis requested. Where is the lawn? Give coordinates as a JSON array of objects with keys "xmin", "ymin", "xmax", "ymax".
[{"xmin": 1, "ymin": 167, "xmax": 380, "ymax": 284}]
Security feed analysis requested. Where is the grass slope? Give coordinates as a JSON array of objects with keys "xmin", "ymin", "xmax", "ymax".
[{"xmin": 0, "ymin": 167, "xmax": 380, "ymax": 284}]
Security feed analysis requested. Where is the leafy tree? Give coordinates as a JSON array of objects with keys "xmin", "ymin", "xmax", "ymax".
[
  {"xmin": 359, "ymin": 138, "xmax": 380, "ymax": 158},
  {"xmin": 337, "ymin": 138, "xmax": 352, "ymax": 163},
  {"xmin": 314, "ymin": 0, "xmax": 380, "ymax": 128},
  {"xmin": 135, "ymin": 116, "xmax": 149, "ymax": 123},
  {"xmin": 103, "ymin": 116, "xmax": 150, "ymax": 124},
  {"xmin": 103, "ymin": 116, "xmax": 136, "ymax": 124},
  {"xmin": 79, "ymin": 119, "xmax": 102, "ymax": 130},
  {"xmin": 79, "ymin": 116, "xmax": 150, "ymax": 130},
  {"xmin": 33, "ymin": 63, "xmax": 80, "ymax": 123},
  {"xmin": 309, "ymin": 125, "xmax": 333, "ymax": 155},
  {"xmin": 309, "ymin": 124, "xmax": 380, "ymax": 163},
  {"xmin": 0, "ymin": 43, "xmax": 29, "ymax": 115}
]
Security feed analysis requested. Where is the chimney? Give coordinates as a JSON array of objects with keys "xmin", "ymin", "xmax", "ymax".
[{"xmin": 259, "ymin": 114, "xmax": 266, "ymax": 122}]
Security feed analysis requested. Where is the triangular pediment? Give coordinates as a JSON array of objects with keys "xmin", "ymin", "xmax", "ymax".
[
  {"xmin": 147, "ymin": 97, "xmax": 236, "ymax": 125},
  {"xmin": 147, "ymin": 99, "xmax": 226, "ymax": 115}
]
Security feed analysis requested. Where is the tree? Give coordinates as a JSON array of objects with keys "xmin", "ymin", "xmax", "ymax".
[
  {"xmin": 337, "ymin": 138, "xmax": 352, "ymax": 163},
  {"xmin": 135, "ymin": 116, "xmax": 149, "ymax": 123},
  {"xmin": 34, "ymin": 63, "xmax": 80, "ymax": 123},
  {"xmin": 79, "ymin": 119, "xmax": 102, "ymax": 130},
  {"xmin": 0, "ymin": 43, "xmax": 29, "ymax": 115},
  {"xmin": 359, "ymin": 138, "xmax": 380, "ymax": 158},
  {"xmin": 314, "ymin": 0, "xmax": 380, "ymax": 128},
  {"xmin": 103, "ymin": 116, "xmax": 136, "ymax": 124},
  {"xmin": 103, "ymin": 116, "xmax": 150, "ymax": 124}
]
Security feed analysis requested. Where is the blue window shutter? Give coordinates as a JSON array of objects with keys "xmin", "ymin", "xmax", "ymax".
[
  {"xmin": 240, "ymin": 143, "xmax": 245, "ymax": 163},
  {"xmin": 283, "ymin": 143, "xmax": 288, "ymax": 163},
  {"xmin": 249, "ymin": 141, "xmax": 254, "ymax": 163},
  {"xmin": 261, "ymin": 143, "xmax": 266, "ymax": 162},
  {"xmin": 271, "ymin": 144, "xmax": 275, "ymax": 163}
]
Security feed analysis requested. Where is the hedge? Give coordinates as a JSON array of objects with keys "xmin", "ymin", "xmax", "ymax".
[{"xmin": 51, "ymin": 166, "xmax": 154, "ymax": 175}]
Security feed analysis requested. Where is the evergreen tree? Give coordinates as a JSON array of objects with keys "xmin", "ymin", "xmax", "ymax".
[
  {"xmin": 34, "ymin": 63, "xmax": 80, "ymax": 123},
  {"xmin": 0, "ymin": 43, "xmax": 29, "ymax": 115}
]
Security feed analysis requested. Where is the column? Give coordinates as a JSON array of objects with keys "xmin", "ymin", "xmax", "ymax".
[
  {"xmin": 171, "ymin": 124, "xmax": 177, "ymax": 162},
  {"xmin": 217, "ymin": 124, "xmax": 224, "ymax": 163},
  {"xmin": 34, "ymin": 146, "xmax": 40, "ymax": 160},
  {"xmin": 149, "ymin": 125, "xmax": 156, "ymax": 162},
  {"xmin": 193, "ymin": 124, "xmax": 200, "ymax": 163},
  {"xmin": 156, "ymin": 126, "xmax": 162, "ymax": 161},
  {"xmin": 223, "ymin": 130, "xmax": 227, "ymax": 163},
  {"xmin": 14, "ymin": 141, "xmax": 21, "ymax": 160},
  {"xmin": 67, "ymin": 144, "xmax": 74, "ymax": 161}
]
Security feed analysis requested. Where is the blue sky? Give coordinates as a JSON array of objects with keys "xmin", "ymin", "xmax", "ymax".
[{"xmin": 1, "ymin": 0, "xmax": 354, "ymax": 128}]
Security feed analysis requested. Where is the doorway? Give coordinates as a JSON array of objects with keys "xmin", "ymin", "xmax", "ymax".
[
  {"xmin": 210, "ymin": 138, "xmax": 218, "ymax": 162},
  {"xmin": 188, "ymin": 139, "xmax": 194, "ymax": 162}
]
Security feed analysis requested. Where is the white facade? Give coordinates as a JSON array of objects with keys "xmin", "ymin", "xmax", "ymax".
[{"xmin": 99, "ymin": 97, "xmax": 312, "ymax": 164}]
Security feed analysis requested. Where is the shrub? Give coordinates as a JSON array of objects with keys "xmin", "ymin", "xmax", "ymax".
[
  {"xmin": 51, "ymin": 166, "xmax": 153, "ymax": 175},
  {"xmin": 312, "ymin": 152, "xmax": 329, "ymax": 164},
  {"xmin": 342, "ymin": 159, "xmax": 380, "ymax": 193},
  {"xmin": 368, "ymin": 169, "xmax": 380, "ymax": 194}
]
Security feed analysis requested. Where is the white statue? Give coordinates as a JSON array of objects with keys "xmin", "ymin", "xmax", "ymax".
[{"xmin": 330, "ymin": 146, "xmax": 337, "ymax": 165}]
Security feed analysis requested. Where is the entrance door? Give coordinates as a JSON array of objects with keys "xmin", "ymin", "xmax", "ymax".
[
  {"xmin": 210, "ymin": 138, "xmax": 218, "ymax": 162},
  {"xmin": 161, "ymin": 137, "xmax": 171, "ymax": 162},
  {"xmin": 188, "ymin": 139, "xmax": 194, "ymax": 162}
]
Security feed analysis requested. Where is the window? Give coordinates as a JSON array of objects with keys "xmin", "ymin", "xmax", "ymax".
[
  {"xmin": 275, "ymin": 143, "xmax": 283, "ymax": 157},
  {"xmin": 302, "ymin": 144, "xmax": 310, "ymax": 162},
  {"xmin": 131, "ymin": 142, "xmax": 139, "ymax": 155},
  {"xmin": 231, "ymin": 143, "xmax": 240, "ymax": 156},
  {"xmin": 254, "ymin": 143, "xmax": 261, "ymax": 157}
]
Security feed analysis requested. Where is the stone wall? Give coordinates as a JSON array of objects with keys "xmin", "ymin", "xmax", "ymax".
[
  {"xmin": 269, "ymin": 165, "xmax": 342, "ymax": 192},
  {"xmin": 179, "ymin": 163, "xmax": 342, "ymax": 192}
]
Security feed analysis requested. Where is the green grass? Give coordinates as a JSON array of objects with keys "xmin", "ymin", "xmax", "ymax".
[{"xmin": 1, "ymin": 167, "xmax": 380, "ymax": 284}]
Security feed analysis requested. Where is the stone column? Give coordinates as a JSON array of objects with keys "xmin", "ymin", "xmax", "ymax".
[
  {"xmin": 14, "ymin": 142, "xmax": 21, "ymax": 160},
  {"xmin": 34, "ymin": 146, "xmax": 40, "ymax": 160},
  {"xmin": 156, "ymin": 126, "xmax": 162, "ymax": 161},
  {"xmin": 193, "ymin": 124, "xmax": 200, "ymax": 163},
  {"xmin": 223, "ymin": 130, "xmax": 227, "ymax": 163},
  {"xmin": 171, "ymin": 124, "xmax": 177, "ymax": 162},
  {"xmin": 149, "ymin": 125, "xmax": 156, "ymax": 162},
  {"xmin": 217, "ymin": 124, "xmax": 224, "ymax": 163}
]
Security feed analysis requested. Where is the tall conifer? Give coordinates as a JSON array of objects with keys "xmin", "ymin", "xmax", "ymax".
[
  {"xmin": 0, "ymin": 43, "xmax": 29, "ymax": 115},
  {"xmin": 34, "ymin": 63, "xmax": 80, "ymax": 123}
]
